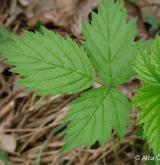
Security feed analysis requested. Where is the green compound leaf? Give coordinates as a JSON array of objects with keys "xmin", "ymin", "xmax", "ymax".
[
  {"xmin": 0, "ymin": 27, "xmax": 94, "ymax": 95},
  {"xmin": 0, "ymin": 0, "xmax": 136, "ymax": 153},
  {"xmin": 62, "ymin": 87, "xmax": 131, "ymax": 152},
  {"xmin": 83, "ymin": 0, "xmax": 137, "ymax": 87},
  {"xmin": 134, "ymin": 37, "xmax": 160, "ymax": 155}
]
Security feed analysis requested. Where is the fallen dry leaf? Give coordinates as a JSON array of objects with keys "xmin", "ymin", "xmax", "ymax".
[
  {"xmin": 136, "ymin": 0, "xmax": 160, "ymax": 20},
  {"xmin": 126, "ymin": 1, "xmax": 148, "ymax": 39},
  {"xmin": 0, "ymin": 160, "xmax": 5, "ymax": 165},
  {"xmin": 28, "ymin": 0, "xmax": 98, "ymax": 36},
  {"xmin": 0, "ymin": 134, "xmax": 17, "ymax": 153}
]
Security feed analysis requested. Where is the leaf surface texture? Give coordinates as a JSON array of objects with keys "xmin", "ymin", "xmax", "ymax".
[
  {"xmin": 0, "ymin": 27, "xmax": 94, "ymax": 95},
  {"xmin": 63, "ymin": 87, "xmax": 131, "ymax": 152},
  {"xmin": 83, "ymin": 0, "xmax": 137, "ymax": 86},
  {"xmin": 134, "ymin": 37, "xmax": 160, "ymax": 155}
]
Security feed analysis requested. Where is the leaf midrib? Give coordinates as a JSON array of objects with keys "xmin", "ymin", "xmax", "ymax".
[{"xmin": 4, "ymin": 47, "xmax": 93, "ymax": 82}]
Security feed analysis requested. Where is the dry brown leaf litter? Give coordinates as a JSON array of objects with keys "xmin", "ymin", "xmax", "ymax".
[
  {"xmin": 136, "ymin": 0, "xmax": 160, "ymax": 23},
  {"xmin": 0, "ymin": 0, "xmax": 98, "ymax": 36}
]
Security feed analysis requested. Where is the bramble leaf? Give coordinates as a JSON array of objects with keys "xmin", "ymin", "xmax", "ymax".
[
  {"xmin": 83, "ymin": 0, "xmax": 137, "ymax": 87},
  {"xmin": 134, "ymin": 37, "xmax": 160, "ymax": 155},
  {"xmin": 63, "ymin": 87, "xmax": 131, "ymax": 152},
  {"xmin": 0, "ymin": 27, "xmax": 94, "ymax": 95}
]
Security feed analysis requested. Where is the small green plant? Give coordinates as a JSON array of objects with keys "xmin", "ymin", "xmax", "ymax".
[
  {"xmin": 0, "ymin": 150, "xmax": 12, "ymax": 165},
  {"xmin": 0, "ymin": 0, "xmax": 139, "ymax": 152}
]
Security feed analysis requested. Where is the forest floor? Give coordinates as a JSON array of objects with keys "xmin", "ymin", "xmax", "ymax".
[{"xmin": 0, "ymin": 0, "xmax": 160, "ymax": 165}]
